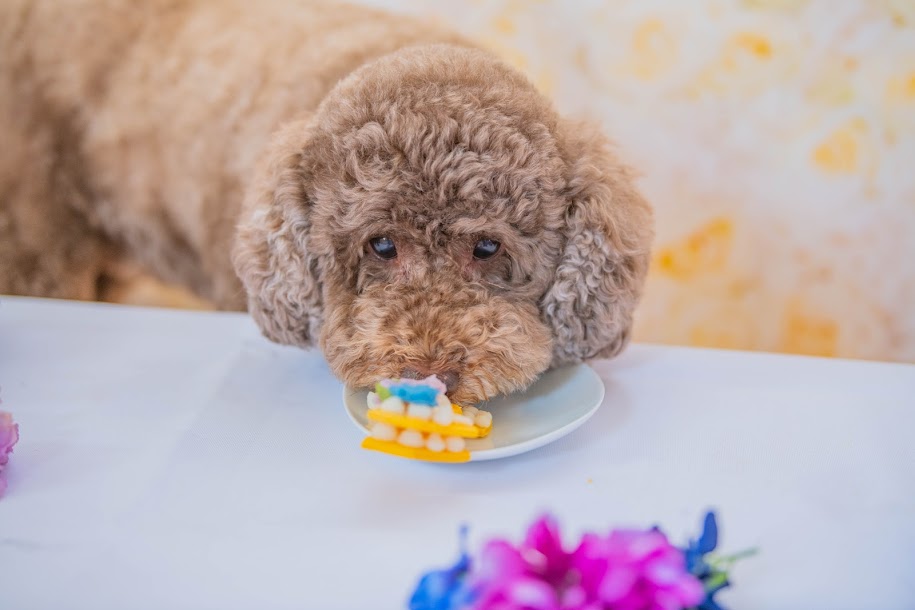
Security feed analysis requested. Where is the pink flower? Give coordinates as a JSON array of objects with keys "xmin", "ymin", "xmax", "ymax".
[
  {"xmin": 466, "ymin": 516, "xmax": 704, "ymax": 610},
  {"xmin": 472, "ymin": 539, "xmax": 560, "ymax": 609},
  {"xmin": 0, "ymin": 411, "xmax": 18, "ymax": 467},
  {"xmin": 0, "ymin": 410, "xmax": 19, "ymax": 498},
  {"xmin": 569, "ymin": 530, "xmax": 704, "ymax": 610}
]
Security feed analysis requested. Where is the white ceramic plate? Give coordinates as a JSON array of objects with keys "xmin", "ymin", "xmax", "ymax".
[{"xmin": 343, "ymin": 363, "xmax": 605, "ymax": 461}]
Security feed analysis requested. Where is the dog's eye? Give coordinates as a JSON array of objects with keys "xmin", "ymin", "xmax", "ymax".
[
  {"xmin": 369, "ymin": 236, "xmax": 397, "ymax": 260},
  {"xmin": 473, "ymin": 238, "xmax": 501, "ymax": 260}
]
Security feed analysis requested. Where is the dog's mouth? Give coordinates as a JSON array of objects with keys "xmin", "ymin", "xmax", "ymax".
[
  {"xmin": 447, "ymin": 366, "xmax": 532, "ymax": 405},
  {"xmin": 440, "ymin": 371, "xmax": 498, "ymax": 406},
  {"xmin": 335, "ymin": 349, "xmax": 550, "ymax": 406},
  {"xmin": 320, "ymin": 288, "xmax": 555, "ymax": 405}
]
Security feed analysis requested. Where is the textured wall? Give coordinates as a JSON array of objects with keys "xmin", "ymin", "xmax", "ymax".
[{"xmin": 354, "ymin": 0, "xmax": 915, "ymax": 363}]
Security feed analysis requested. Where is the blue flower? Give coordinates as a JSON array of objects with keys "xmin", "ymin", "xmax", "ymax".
[
  {"xmin": 685, "ymin": 510, "xmax": 719, "ymax": 576},
  {"xmin": 409, "ymin": 526, "xmax": 477, "ymax": 610},
  {"xmin": 683, "ymin": 511, "xmax": 757, "ymax": 610},
  {"xmin": 683, "ymin": 511, "xmax": 729, "ymax": 610}
]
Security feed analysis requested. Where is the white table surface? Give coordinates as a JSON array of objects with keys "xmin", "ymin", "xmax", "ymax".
[{"xmin": 0, "ymin": 296, "xmax": 913, "ymax": 610}]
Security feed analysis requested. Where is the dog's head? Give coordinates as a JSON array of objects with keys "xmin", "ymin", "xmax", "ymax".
[{"xmin": 233, "ymin": 45, "xmax": 653, "ymax": 404}]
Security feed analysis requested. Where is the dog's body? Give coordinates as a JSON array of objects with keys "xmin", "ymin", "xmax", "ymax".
[
  {"xmin": 1, "ymin": 0, "xmax": 653, "ymax": 403},
  {"xmin": 1, "ymin": 0, "xmax": 463, "ymax": 306}
]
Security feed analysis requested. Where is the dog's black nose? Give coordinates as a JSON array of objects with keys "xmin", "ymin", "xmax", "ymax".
[{"xmin": 402, "ymin": 367, "xmax": 460, "ymax": 393}]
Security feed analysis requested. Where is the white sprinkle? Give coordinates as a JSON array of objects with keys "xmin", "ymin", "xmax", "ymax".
[
  {"xmin": 462, "ymin": 406, "xmax": 479, "ymax": 418},
  {"xmin": 406, "ymin": 404, "xmax": 433, "ymax": 420},
  {"xmin": 453, "ymin": 414, "xmax": 473, "ymax": 426},
  {"xmin": 432, "ymin": 405, "xmax": 454, "ymax": 426},
  {"xmin": 474, "ymin": 411, "xmax": 493, "ymax": 428},
  {"xmin": 397, "ymin": 429, "xmax": 425, "ymax": 448},
  {"xmin": 370, "ymin": 422, "xmax": 397, "ymax": 442},
  {"xmin": 367, "ymin": 392, "xmax": 381, "ymax": 409},
  {"xmin": 380, "ymin": 396, "xmax": 405, "ymax": 414},
  {"xmin": 425, "ymin": 433, "xmax": 445, "ymax": 452},
  {"xmin": 436, "ymin": 394, "xmax": 452, "ymax": 410},
  {"xmin": 445, "ymin": 436, "xmax": 466, "ymax": 452}
]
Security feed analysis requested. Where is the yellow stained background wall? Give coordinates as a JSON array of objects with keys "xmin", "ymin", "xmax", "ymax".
[
  {"xmin": 356, "ymin": 0, "xmax": 915, "ymax": 363},
  {"xmin": 108, "ymin": 0, "xmax": 915, "ymax": 363}
]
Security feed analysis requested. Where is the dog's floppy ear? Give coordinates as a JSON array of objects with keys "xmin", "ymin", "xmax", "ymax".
[
  {"xmin": 232, "ymin": 116, "xmax": 324, "ymax": 348},
  {"xmin": 541, "ymin": 120, "xmax": 654, "ymax": 366}
]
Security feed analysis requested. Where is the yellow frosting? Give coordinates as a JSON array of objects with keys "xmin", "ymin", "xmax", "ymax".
[
  {"xmin": 361, "ymin": 437, "xmax": 471, "ymax": 463},
  {"xmin": 366, "ymin": 408, "xmax": 492, "ymax": 439}
]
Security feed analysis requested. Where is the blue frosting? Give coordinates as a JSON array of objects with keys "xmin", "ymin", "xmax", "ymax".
[{"xmin": 388, "ymin": 383, "xmax": 441, "ymax": 406}]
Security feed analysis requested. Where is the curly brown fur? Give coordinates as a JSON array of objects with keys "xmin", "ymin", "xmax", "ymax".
[{"xmin": 2, "ymin": 0, "xmax": 653, "ymax": 404}]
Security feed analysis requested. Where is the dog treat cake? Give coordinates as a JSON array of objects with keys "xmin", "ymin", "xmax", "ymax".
[{"xmin": 361, "ymin": 376, "xmax": 492, "ymax": 463}]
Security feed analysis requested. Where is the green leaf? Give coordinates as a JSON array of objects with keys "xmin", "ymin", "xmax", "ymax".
[
  {"xmin": 709, "ymin": 547, "xmax": 759, "ymax": 569},
  {"xmin": 704, "ymin": 572, "xmax": 729, "ymax": 592}
]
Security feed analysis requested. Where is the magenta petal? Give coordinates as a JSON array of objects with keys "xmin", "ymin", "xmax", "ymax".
[
  {"xmin": 650, "ymin": 590, "xmax": 683, "ymax": 610},
  {"xmin": 607, "ymin": 530, "xmax": 669, "ymax": 562},
  {"xmin": 507, "ymin": 577, "xmax": 560, "ymax": 610},
  {"xmin": 645, "ymin": 561, "xmax": 683, "ymax": 586},
  {"xmin": 655, "ymin": 545, "xmax": 690, "ymax": 571},
  {"xmin": 560, "ymin": 594, "xmax": 604, "ymax": 610},
  {"xmin": 523, "ymin": 515, "xmax": 564, "ymax": 558},
  {"xmin": 478, "ymin": 540, "xmax": 527, "ymax": 580},
  {"xmin": 597, "ymin": 565, "xmax": 639, "ymax": 603},
  {"xmin": 523, "ymin": 515, "xmax": 571, "ymax": 581},
  {"xmin": 559, "ymin": 584, "xmax": 587, "ymax": 609},
  {"xmin": 669, "ymin": 574, "xmax": 705, "ymax": 605},
  {"xmin": 570, "ymin": 533, "xmax": 609, "ymax": 594}
]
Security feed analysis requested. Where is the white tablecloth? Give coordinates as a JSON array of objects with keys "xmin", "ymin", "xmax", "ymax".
[{"xmin": 0, "ymin": 296, "xmax": 913, "ymax": 610}]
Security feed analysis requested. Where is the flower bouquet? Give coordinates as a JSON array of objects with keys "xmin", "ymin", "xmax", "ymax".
[
  {"xmin": 0, "ymin": 409, "xmax": 19, "ymax": 498},
  {"xmin": 409, "ymin": 511, "xmax": 754, "ymax": 610}
]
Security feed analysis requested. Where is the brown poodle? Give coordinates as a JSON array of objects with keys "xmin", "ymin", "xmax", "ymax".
[{"xmin": 0, "ymin": 0, "xmax": 653, "ymax": 404}]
